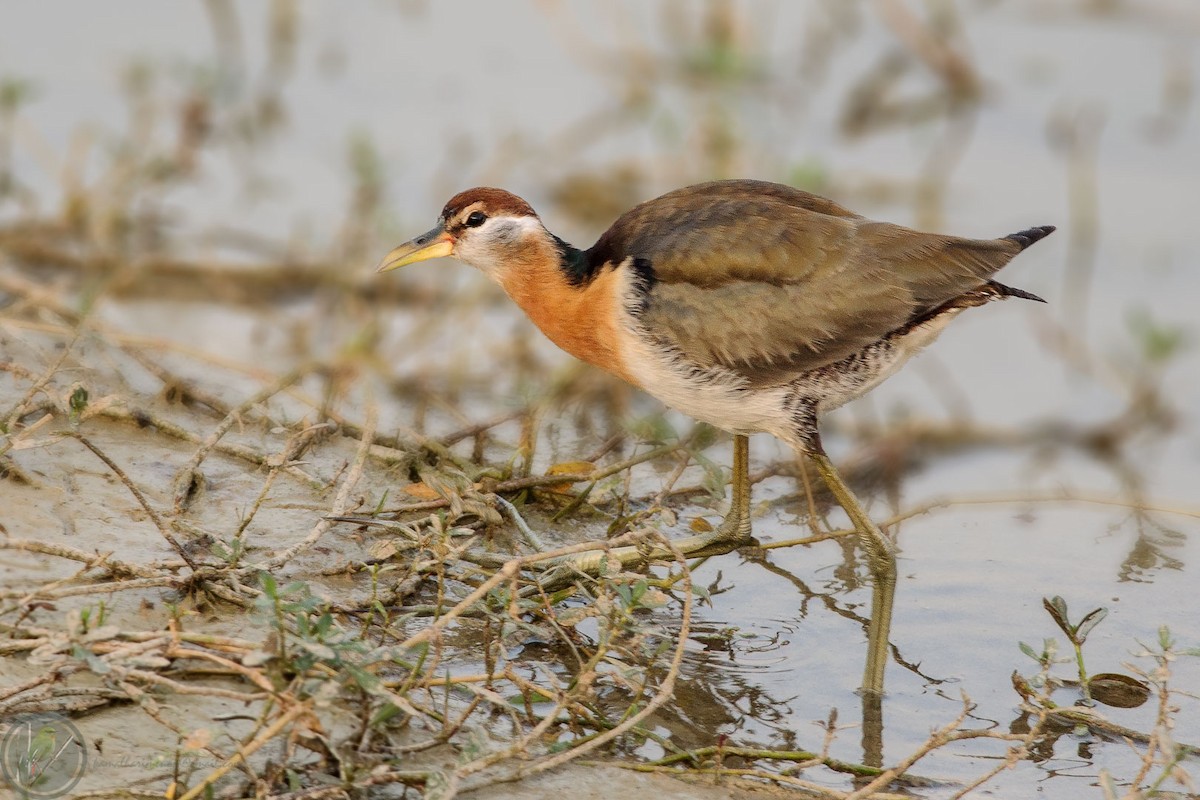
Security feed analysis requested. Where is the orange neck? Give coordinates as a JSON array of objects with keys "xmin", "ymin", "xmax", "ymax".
[{"xmin": 496, "ymin": 238, "xmax": 633, "ymax": 385}]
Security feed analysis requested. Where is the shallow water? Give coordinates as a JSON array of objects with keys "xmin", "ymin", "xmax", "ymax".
[{"xmin": 2, "ymin": 2, "xmax": 1198, "ymax": 797}]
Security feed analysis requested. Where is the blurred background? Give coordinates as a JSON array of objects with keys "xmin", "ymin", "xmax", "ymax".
[{"xmin": 1, "ymin": 2, "xmax": 1198, "ymax": 798}]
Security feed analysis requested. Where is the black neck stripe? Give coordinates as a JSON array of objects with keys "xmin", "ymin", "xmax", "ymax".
[{"xmin": 553, "ymin": 235, "xmax": 599, "ymax": 286}]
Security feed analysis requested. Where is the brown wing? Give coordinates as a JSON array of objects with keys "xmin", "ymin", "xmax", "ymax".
[{"xmin": 590, "ymin": 180, "xmax": 1030, "ymax": 387}]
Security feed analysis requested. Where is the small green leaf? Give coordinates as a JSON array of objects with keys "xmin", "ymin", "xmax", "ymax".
[
  {"xmin": 690, "ymin": 422, "xmax": 719, "ymax": 450},
  {"xmin": 296, "ymin": 640, "xmax": 336, "ymax": 660},
  {"xmin": 0, "ymin": 77, "xmax": 37, "ymax": 112},
  {"xmin": 345, "ymin": 663, "xmax": 381, "ymax": 692},
  {"xmin": 1127, "ymin": 308, "xmax": 1189, "ymax": 364},
  {"xmin": 423, "ymin": 771, "xmax": 455, "ymax": 800},
  {"xmin": 1043, "ymin": 596, "xmax": 1072, "ymax": 637},
  {"xmin": 693, "ymin": 453, "xmax": 727, "ymax": 500},
  {"xmin": 69, "ymin": 386, "xmax": 89, "ymax": 422},
  {"xmin": 369, "ymin": 702, "xmax": 404, "ymax": 727},
  {"xmin": 1018, "ymin": 641, "xmax": 1039, "ymax": 661},
  {"xmin": 507, "ymin": 690, "xmax": 554, "ymax": 706},
  {"xmin": 1074, "ymin": 607, "xmax": 1108, "ymax": 643},
  {"xmin": 282, "ymin": 581, "xmax": 310, "ymax": 597},
  {"xmin": 629, "ymin": 580, "xmax": 648, "ymax": 605},
  {"xmin": 73, "ymin": 643, "xmax": 110, "ymax": 674},
  {"xmin": 1158, "ymin": 625, "xmax": 1174, "ymax": 651},
  {"xmin": 629, "ymin": 413, "xmax": 677, "ymax": 445}
]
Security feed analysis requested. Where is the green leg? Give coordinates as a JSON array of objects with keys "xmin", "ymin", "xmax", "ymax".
[
  {"xmin": 657, "ymin": 433, "xmax": 753, "ymax": 558},
  {"xmin": 809, "ymin": 452, "xmax": 894, "ymax": 570},
  {"xmin": 809, "ymin": 451, "xmax": 896, "ymax": 696},
  {"xmin": 714, "ymin": 433, "xmax": 752, "ymax": 543}
]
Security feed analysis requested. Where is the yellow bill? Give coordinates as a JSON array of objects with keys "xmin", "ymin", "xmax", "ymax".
[{"xmin": 376, "ymin": 224, "xmax": 455, "ymax": 273}]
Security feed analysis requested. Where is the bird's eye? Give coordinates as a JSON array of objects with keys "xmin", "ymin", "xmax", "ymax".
[{"xmin": 465, "ymin": 211, "xmax": 487, "ymax": 228}]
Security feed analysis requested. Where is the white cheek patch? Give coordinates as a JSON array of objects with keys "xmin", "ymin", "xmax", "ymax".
[
  {"xmin": 455, "ymin": 217, "xmax": 543, "ymax": 281},
  {"xmin": 485, "ymin": 218, "xmax": 529, "ymax": 245}
]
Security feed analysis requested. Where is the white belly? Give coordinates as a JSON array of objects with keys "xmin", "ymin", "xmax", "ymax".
[
  {"xmin": 616, "ymin": 304, "xmax": 964, "ymax": 439},
  {"xmin": 617, "ymin": 325, "xmax": 793, "ymax": 437}
]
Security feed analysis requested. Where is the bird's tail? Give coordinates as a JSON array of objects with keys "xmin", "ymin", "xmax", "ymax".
[
  {"xmin": 979, "ymin": 225, "xmax": 1055, "ymax": 302},
  {"xmin": 988, "ymin": 281, "xmax": 1046, "ymax": 303},
  {"xmin": 1004, "ymin": 225, "xmax": 1056, "ymax": 251},
  {"xmin": 946, "ymin": 280, "xmax": 1046, "ymax": 309}
]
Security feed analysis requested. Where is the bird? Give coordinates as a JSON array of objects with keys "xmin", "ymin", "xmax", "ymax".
[{"xmin": 377, "ymin": 179, "xmax": 1053, "ymax": 689}]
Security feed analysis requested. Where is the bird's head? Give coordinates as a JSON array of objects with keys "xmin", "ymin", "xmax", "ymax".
[{"xmin": 376, "ymin": 187, "xmax": 547, "ymax": 283}]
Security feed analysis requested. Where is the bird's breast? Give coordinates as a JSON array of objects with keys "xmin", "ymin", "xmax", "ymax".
[{"xmin": 501, "ymin": 261, "xmax": 635, "ymax": 384}]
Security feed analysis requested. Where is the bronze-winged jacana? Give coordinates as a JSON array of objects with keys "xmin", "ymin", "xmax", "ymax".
[
  {"xmin": 374, "ymin": 177, "xmax": 1051, "ymax": 556},
  {"xmin": 378, "ymin": 178, "xmax": 1054, "ymax": 691}
]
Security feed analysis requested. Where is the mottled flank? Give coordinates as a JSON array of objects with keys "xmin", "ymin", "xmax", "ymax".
[{"xmin": 441, "ymin": 187, "xmax": 537, "ymax": 221}]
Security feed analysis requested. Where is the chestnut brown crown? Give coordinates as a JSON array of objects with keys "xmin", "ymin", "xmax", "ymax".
[{"xmin": 440, "ymin": 187, "xmax": 538, "ymax": 231}]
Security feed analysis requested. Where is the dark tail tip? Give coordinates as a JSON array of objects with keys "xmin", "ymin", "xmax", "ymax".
[
  {"xmin": 1005, "ymin": 225, "xmax": 1056, "ymax": 250},
  {"xmin": 991, "ymin": 281, "xmax": 1047, "ymax": 303}
]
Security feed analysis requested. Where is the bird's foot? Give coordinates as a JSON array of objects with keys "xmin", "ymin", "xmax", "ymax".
[{"xmin": 709, "ymin": 510, "xmax": 754, "ymax": 547}]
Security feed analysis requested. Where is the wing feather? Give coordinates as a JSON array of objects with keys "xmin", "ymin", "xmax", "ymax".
[{"xmin": 590, "ymin": 180, "xmax": 1028, "ymax": 387}]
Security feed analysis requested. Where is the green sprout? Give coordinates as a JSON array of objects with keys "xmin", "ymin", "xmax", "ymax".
[
  {"xmin": 68, "ymin": 385, "xmax": 89, "ymax": 425},
  {"xmin": 1042, "ymin": 595, "xmax": 1107, "ymax": 702}
]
